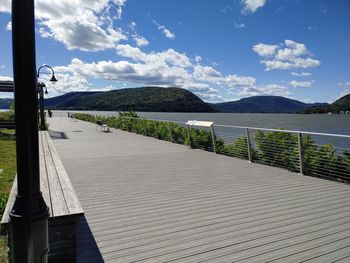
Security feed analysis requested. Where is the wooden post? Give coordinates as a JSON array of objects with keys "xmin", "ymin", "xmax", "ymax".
[
  {"xmin": 298, "ymin": 132, "xmax": 304, "ymax": 175},
  {"xmin": 210, "ymin": 125, "xmax": 217, "ymax": 154},
  {"xmin": 168, "ymin": 122, "xmax": 173, "ymax": 143},
  {"xmin": 246, "ymin": 128, "xmax": 252, "ymax": 163}
]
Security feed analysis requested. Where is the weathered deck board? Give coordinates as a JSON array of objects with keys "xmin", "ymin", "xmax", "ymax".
[{"xmin": 47, "ymin": 117, "xmax": 350, "ymax": 263}]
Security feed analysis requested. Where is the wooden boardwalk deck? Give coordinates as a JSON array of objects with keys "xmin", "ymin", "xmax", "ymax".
[{"xmin": 48, "ymin": 117, "xmax": 350, "ymax": 263}]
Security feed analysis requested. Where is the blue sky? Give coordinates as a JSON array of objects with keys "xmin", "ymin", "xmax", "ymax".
[{"xmin": 1, "ymin": 0, "xmax": 350, "ymax": 103}]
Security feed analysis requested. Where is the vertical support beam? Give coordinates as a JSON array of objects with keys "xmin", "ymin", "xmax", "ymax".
[
  {"xmin": 246, "ymin": 128, "xmax": 252, "ymax": 163},
  {"xmin": 168, "ymin": 122, "xmax": 173, "ymax": 143},
  {"xmin": 186, "ymin": 125, "xmax": 191, "ymax": 148},
  {"xmin": 298, "ymin": 132, "xmax": 304, "ymax": 175},
  {"xmin": 210, "ymin": 125, "xmax": 217, "ymax": 154},
  {"xmin": 10, "ymin": 0, "xmax": 50, "ymax": 261}
]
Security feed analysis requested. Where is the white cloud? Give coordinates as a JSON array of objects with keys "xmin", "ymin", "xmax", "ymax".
[
  {"xmin": 193, "ymin": 65, "xmax": 255, "ymax": 87},
  {"xmin": 0, "ymin": 76, "xmax": 13, "ymax": 81},
  {"xmin": 252, "ymin": 43, "xmax": 278, "ymax": 57},
  {"xmin": 195, "ymin": 55, "xmax": 202, "ymax": 63},
  {"xmin": 234, "ymin": 22, "xmax": 246, "ymax": 28},
  {"xmin": 0, "ymin": 65, "xmax": 5, "ymax": 69},
  {"xmin": 133, "ymin": 35, "xmax": 149, "ymax": 47},
  {"xmin": 235, "ymin": 84, "xmax": 292, "ymax": 98},
  {"xmin": 1, "ymin": 0, "xmax": 128, "ymax": 51},
  {"xmin": 127, "ymin": 21, "xmax": 149, "ymax": 47},
  {"xmin": 291, "ymin": 72, "xmax": 311, "ymax": 77},
  {"xmin": 253, "ymin": 40, "xmax": 321, "ymax": 70},
  {"xmin": 5, "ymin": 21, "xmax": 11, "ymax": 31},
  {"xmin": 338, "ymin": 81, "xmax": 350, "ymax": 87},
  {"xmin": 153, "ymin": 20, "xmax": 175, "ymax": 39},
  {"xmin": 241, "ymin": 0, "xmax": 266, "ymax": 14},
  {"xmin": 289, "ymin": 80, "xmax": 313, "ymax": 88}
]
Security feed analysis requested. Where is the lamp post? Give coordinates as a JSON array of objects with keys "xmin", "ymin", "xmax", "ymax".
[
  {"xmin": 10, "ymin": 0, "xmax": 50, "ymax": 262},
  {"xmin": 37, "ymin": 65, "xmax": 57, "ymax": 130}
]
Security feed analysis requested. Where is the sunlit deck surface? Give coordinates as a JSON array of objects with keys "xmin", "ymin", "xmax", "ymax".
[{"xmin": 48, "ymin": 117, "xmax": 350, "ymax": 263}]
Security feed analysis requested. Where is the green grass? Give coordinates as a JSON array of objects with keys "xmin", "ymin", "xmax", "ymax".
[{"xmin": 0, "ymin": 130, "xmax": 16, "ymax": 263}]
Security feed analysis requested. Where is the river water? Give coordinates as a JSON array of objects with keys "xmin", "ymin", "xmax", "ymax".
[{"xmin": 73, "ymin": 111, "xmax": 350, "ymax": 135}]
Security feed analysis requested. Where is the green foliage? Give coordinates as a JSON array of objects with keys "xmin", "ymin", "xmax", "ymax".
[
  {"xmin": 73, "ymin": 113, "xmax": 350, "ymax": 182},
  {"xmin": 219, "ymin": 137, "xmax": 253, "ymax": 159},
  {"xmin": 254, "ymin": 130, "xmax": 300, "ymax": 172},
  {"xmin": 0, "ymin": 136, "xmax": 16, "ymax": 219},
  {"xmin": 0, "ymin": 111, "xmax": 14, "ymax": 122}
]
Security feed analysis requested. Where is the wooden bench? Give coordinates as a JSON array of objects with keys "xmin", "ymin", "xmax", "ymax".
[{"xmin": 1, "ymin": 131, "xmax": 84, "ymax": 262}]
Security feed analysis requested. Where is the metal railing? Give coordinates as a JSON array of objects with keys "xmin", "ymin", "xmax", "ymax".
[{"xmin": 68, "ymin": 112, "xmax": 350, "ymax": 184}]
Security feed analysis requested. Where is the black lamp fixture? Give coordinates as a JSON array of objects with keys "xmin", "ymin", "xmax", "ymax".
[
  {"xmin": 37, "ymin": 64, "xmax": 57, "ymax": 130},
  {"xmin": 37, "ymin": 64, "xmax": 57, "ymax": 84}
]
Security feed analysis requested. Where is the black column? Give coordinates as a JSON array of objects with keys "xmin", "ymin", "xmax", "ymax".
[{"xmin": 10, "ymin": 0, "xmax": 50, "ymax": 262}]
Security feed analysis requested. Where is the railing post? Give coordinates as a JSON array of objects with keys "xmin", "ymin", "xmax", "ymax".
[
  {"xmin": 186, "ymin": 125, "xmax": 191, "ymax": 148},
  {"xmin": 210, "ymin": 124, "xmax": 217, "ymax": 154},
  {"xmin": 168, "ymin": 122, "xmax": 173, "ymax": 143},
  {"xmin": 246, "ymin": 128, "xmax": 252, "ymax": 163},
  {"xmin": 298, "ymin": 132, "xmax": 304, "ymax": 175}
]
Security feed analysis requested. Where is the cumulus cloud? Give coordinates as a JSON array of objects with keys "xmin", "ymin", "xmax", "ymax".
[
  {"xmin": 291, "ymin": 72, "xmax": 311, "ymax": 77},
  {"xmin": 133, "ymin": 35, "xmax": 149, "ymax": 47},
  {"xmin": 241, "ymin": 0, "xmax": 266, "ymax": 14},
  {"xmin": 5, "ymin": 21, "xmax": 11, "ymax": 31},
  {"xmin": 193, "ymin": 65, "xmax": 255, "ymax": 87},
  {"xmin": 51, "ymin": 44, "xmax": 255, "ymax": 102},
  {"xmin": 253, "ymin": 40, "xmax": 321, "ymax": 71},
  {"xmin": 0, "ymin": 76, "xmax": 13, "ymax": 81},
  {"xmin": 153, "ymin": 20, "xmax": 175, "ymax": 39},
  {"xmin": 289, "ymin": 80, "xmax": 313, "ymax": 88},
  {"xmin": 1, "ymin": 0, "xmax": 128, "ymax": 51},
  {"xmin": 235, "ymin": 84, "xmax": 292, "ymax": 98},
  {"xmin": 127, "ymin": 21, "xmax": 149, "ymax": 47}
]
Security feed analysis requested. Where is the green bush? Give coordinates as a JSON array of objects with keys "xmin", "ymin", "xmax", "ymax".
[{"xmin": 0, "ymin": 111, "xmax": 14, "ymax": 122}]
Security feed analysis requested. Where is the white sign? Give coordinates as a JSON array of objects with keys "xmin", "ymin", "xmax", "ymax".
[{"xmin": 186, "ymin": 120, "xmax": 214, "ymax": 127}]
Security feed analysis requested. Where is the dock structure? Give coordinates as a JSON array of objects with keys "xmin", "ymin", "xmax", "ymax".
[{"xmin": 48, "ymin": 117, "xmax": 350, "ymax": 262}]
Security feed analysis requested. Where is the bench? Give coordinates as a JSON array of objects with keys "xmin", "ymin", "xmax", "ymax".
[
  {"xmin": 95, "ymin": 120, "xmax": 110, "ymax": 132},
  {"xmin": 1, "ymin": 131, "xmax": 84, "ymax": 262}
]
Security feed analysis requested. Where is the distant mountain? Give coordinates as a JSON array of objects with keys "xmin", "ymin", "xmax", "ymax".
[
  {"xmin": 301, "ymin": 94, "xmax": 350, "ymax": 114},
  {"xmin": 46, "ymin": 87, "xmax": 215, "ymax": 112},
  {"xmin": 211, "ymin": 96, "xmax": 329, "ymax": 113},
  {"xmin": 0, "ymin": 98, "xmax": 13, "ymax": 109}
]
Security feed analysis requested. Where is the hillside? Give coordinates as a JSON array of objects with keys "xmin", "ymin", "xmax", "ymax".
[
  {"xmin": 301, "ymin": 94, "xmax": 350, "ymax": 114},
  {"xmin": 0, "ymin": 98, "xmax": 13, "ymax": 109},
  {"xmin": 46, "ymin": 87, "xmax": 215, "ymax": 112},
  {"xmin": 211, "ymin": 96, "xmax": 328, "ymax": 113}
]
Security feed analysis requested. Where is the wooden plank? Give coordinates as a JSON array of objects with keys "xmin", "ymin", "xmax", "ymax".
[
  {"xmin": 44, "ymin": 131, "xmax": 83, "ymax": 216},
  {"xmin": 39, "ymin": 131, "xmax": 52, "ymax": 217},
  {"xmin": 41, "ymin": 131, "xmax": 69, "ymax": 217},
  {"xmin": 0, "ymin": 177, "xmax": 17, "ymax": 224}
]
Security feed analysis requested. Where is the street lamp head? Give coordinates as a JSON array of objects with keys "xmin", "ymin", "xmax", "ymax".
[{"xmin": 50, "ymin": 75, "xmax": 57, "ymax": 82}]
